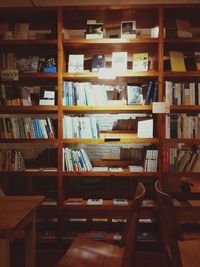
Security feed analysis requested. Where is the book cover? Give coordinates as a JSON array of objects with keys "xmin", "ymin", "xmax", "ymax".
[
  {"xmin": 194, "ymin": 52, "xmax": 200, "ymax": 71},
  {"xmin": 86, "ymin": 20, "xmax": 103, "ymax": 39},
  {"xmin": 13, "ymin": 23, "xmax": 29, "ymax": 39},
  {"xmin": 87, "ymin": 198, "xmax": 103, "ymax": 205},
  {"xmin": 121, "ymin": 21, "xmax": 136, "ymax": 38},
  {"xmin": 176, "ymin": 19, "xmax": 192, "ymax": 38},
  {"xmin": 137, "ymin": 119, "xmax": 153, "ymax": 138},
  {"xmin": 127, "ymin": 84, "xmax": 143, "ymax": 105},
  {"xmin": 144, "ymin": 80, "xmax": 153, "ymax": 105},
  {"xmin": 112, "ymin": 52, "xmax": 127, "ymax": 72},
  {"xmin": 16, "ymin": 56, "xmax": 39, "ymax": 73},
  {"xmin": 113, "ymin": 198, "xmax": 128, "ymax": 205},
  {"xmin": 68, "ymin": 54, "xmax": 84, "ymax": 73},
  {"xmin": 169, "ymin": 51, "xmax": 186, "ymax": 71},
  {"xmin": 91, "ymin": 54, "xmax": 105, "ymax": 72},
  {"xmin": 132, "ymin": 53, "xmax": 148, "ymax": 71}
]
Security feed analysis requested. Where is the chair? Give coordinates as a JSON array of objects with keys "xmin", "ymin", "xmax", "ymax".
[
  {"xmin": 56, "ymin": 182, "xmax": 145, "ymax": 267},
  {"xmin": 155, "ymin": 180, "xmax": 200, "ymax": 267}
]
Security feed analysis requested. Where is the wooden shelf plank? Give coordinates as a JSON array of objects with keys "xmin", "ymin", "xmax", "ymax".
[
  {"xmin": 0, "ymin": 39, "xmax": 57, "ymax": 45},
  {"xmin": 63, "ymin": 138, "xmax": 159, "ymax": 144},
  {"xmin": 164, "ymin": 71, "xmax": 200, "ymax": 77},
  {"xmin": 0, "ymin": 106, "xmax": 58, "ymax": 114},
  {"xmin": 62, "ymin": 105, "xmax": 152, "ymax": 113},
  {"xmin": 63, "ymin": 171, "xmax": 158, "ymax": 177},
  {"xmin": 164, "ymin": 37, "xmax": 200, "ymax": 43},
  {"xmin": 63, "ymin": 70, "xmax": 159, "ymax": 79},
  {"xmin": 63, "ymin": 38, "xmax": 159, "ymax": 45},
  {"xmin": 164, "ymin": 139, "xmax": 200, "ymax": 145},
  {"xmin": 0, "ymin": 139, "xmax": 58, "ymax": 144}
]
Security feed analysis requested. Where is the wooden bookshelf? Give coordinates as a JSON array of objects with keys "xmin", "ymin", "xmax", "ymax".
[{"xmin": 0, "ymin": 3, "xmax": 200, "ymax": 246}]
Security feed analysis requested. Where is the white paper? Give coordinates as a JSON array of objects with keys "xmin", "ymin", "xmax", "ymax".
[
  {"xmin": 152, "ymin": 102, "xmax": 170, "ymax": 113},
  {"xmin": 44, "ymin": 90, "xmax": 55, "ymax": 99},
  {"xmin": 137, "ymin": 119, "xmax": 153, "ymax": 138}
]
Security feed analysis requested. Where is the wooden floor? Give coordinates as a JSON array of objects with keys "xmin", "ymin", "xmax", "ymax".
[{"xmin": 10, "ymin": 243, "xmax": 166, "ymax": 267}]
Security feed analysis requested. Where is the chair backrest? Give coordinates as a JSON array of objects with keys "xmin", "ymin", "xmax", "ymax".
[
  {"xmin": 155, "ymin": 180, "xmax": 183, "ymax": 267},
  {"xmin": 120, "ymin": 182, "xmax": 145, "ymax": 267}
]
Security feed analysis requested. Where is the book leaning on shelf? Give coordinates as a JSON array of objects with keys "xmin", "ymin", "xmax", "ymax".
[
  {"xmin": 63, "ymin": 148, "xmax": 92, "ymax": 172},
  {"xmin": 0, "ymin": 150, "xmax": 25, "ymax": 171}
]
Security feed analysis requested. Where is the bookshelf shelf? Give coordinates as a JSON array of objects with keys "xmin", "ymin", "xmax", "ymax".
[
  {"xmin": 62, "ymin": 105, "xmax": 152, "ymax": 113},
  {"xmin": 164, "ymin": 71, "xmax": 200, "ymax": 77},
  {"xmin": 63, "ymin": 138, "xmax": 159, "ymax": 144},
  {"xmin": 164, "ymin": 37, "xmax": 200, "ymax": 43},
  {"xmin": 0, "ymin": 139, "xmax": 58, "ymax": 144},
  {"xmin": 170, "ymin": 106, "xmax": 200, "ymax": 112},
  {"xmin": 164, "ymin": 139, "xmax": 200, "ymax": 145},
  {"xmin": 0, "ymin": 106, "xmax": 58, "ymax": 114},
  {"xmin": 19, "ymin": 73, "xmax": 58, "ymax": 79},
  {"xmin": 0, "ymin": 39, "xmax": 57, "ymax": 45},
  {"xmin": 63, "ymin": 38, "xmax": 159, "ymax": 45},
  {"xmin": 63, "ymin": 71, "xmax": 159, "ymax": 79},
  {"xmin": 0, "ymin": 170, "xmax": 58, "ymax": 176},
  {"xmin": 63, "ymin": 171, "xmax": 159, "ymax": 177}
]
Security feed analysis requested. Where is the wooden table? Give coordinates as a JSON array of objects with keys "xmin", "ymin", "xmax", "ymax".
[{"xmin": 0, "ymin": 196, "xmax": 44, "ymax": 267}]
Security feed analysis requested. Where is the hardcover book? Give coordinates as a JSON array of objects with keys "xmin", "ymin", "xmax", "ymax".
[
  {"xmin": 113, "ymin": 199, "xmax": 128, "ymax": 206},
  {"xmin": 112, "ymin": 52, "xmax": 127, "ymax": 72},
  {"xmin": 169, "ymin": 51, "xmax": 186, "ymax": 71},
  {"xmin": 127, "ymin": 84, "xmax": 143, "ymax": 105},
  {"xmin": 194, "ymin": 52, "xmax": 200, "ymax": 71},
  {"xmin": 121, "ymin": 21, "xmax": 136, "ymax": 38},
  {"xmin": 132, "ymin": 53, "xmax": 148, "ymax": 71},
  {"xmin": 91, "ymin": 54, "xmax": 105, "ymax": 72},
  {"xmin": 68, "ymin": 54, "xmax": 84, "ymax": 73},
  {"xmin": 16, "ymin": 56, "xmax": 39, "ymax": 73},
  {"xmin": 176, "ymin": 19, "xmax": 192, "ymax": 38},
  {"xmin": 86, "ymin": 20, "xmax": 103, "ymax": 39},
  {"xmin": 87, "ymin": 198, "xmax": 103, "ymax": 205}
]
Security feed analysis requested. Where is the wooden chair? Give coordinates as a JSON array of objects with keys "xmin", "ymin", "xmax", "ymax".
[
  {"xmin": 56, "ymin": 182, "xmax": 145, "ymax": 267},
  {"xmin": 155, "ymin": 180, "xmax": 200, "ymax": 267}
]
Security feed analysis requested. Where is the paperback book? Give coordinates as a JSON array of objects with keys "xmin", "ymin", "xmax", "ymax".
[
  {"xmin": 112, "ymin": 52, "xmax": 127, "ymax": 72},
  {"xmin": 113, "ymin": 199, "xmax": 128, "ymax": 206},
  {"xmin": 68, "ymin": 54, "xmax": 84, "ymax": 73},
  {"xmin": 91, "ymin": 54, "xmax": 105, "ymax": 72},
  {"xmin": 127, "ymin": 84, "xmax": 143, "ymax": 105},
  {"xmin": 132, "ymin": 53, "xmax": 148, "ymax": 71},
  {"xmin": 86, "ymin": 20, "xmax": 104, "ymax": 39},
  {"xmin": 121, "ymin": 21, "xmax": 136, "ymax": 38},
  {"xmin": 87, "ymin": 199, "xmax": 103, "ymax": 205}
]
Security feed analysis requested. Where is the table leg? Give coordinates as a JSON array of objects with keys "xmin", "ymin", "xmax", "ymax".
[
  {"xmin": 0, "ymin": 238, "xmax": 9, "ymax": 267},
  {"xmin": 25, "ymin": 212, "xmax": 36, "ymax": 267}
]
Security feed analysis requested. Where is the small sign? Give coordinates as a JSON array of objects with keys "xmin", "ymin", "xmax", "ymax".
[{"xmin": 152, "ymin": 102, "xmax": 170, "ymax": 113}]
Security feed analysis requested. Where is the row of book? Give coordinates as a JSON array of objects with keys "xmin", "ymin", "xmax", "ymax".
[
  {"xmin": 163, "ymin": 145, "xmax": 200, "ymax": 172},
  {"xmin": 165, "ymin": 81, "xmax": 200, "ymax": 105},
  {"xmin": 144, "ymin": 149, "xmax": 158, "ymax": 172},
  {"xmin": 63, "ymin": 148, "xmax": 92, "ymax": 172},
  {"xmin": 0, "ymin": 117, "xmax": 56, "ymax": 139},
  {"xmin": 0, "ymin": 53, "xmax": 57, "ymax": 74},
  {"xmin": 0, "ymin": 85, "xmax": 57, "ymax": 106},
  {"xmin": 165, "ymin": 114, "xmax": 200, "ymax": 139},
  {"xmin": 62, "ymin": 81, "xmax": 157, "ymax": 106},
  {"xmin": 64, "ymin": 197, "xmax": 128, "ymax": 206},
  {"xmin": 63, "ymin": 116, "xmax": 99, "ymax": 139},
  {"xmin": 68, "ymin": 52, "xmax": 150, "ymax": 73},
  {"xmin": 0, "ymin": 22, "xmax": 53, "ymax": 40},
  {"xmin": 0, "ymin": 149, "xmax": 25, "ymax": 171}
]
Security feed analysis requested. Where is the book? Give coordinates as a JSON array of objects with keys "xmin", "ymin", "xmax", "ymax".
[
  {"xmin": 87, "ymin": 199, "xmax": 103, "ymax": 205},
  {"xmin": 68, "ymin": 54, "xmax": 84, "ymax": 73},
  {"xmin": 112, "ymin": 52, "xmax": 127, "ymax": 72},
  {"xmin": 91, "ymin": 54, "xmax": 105, "ymax": 72},
  {"xmin": 194, "ymin": 52, "xmax": 200, "ymax": 71},
  {"xmin": 121, "ymin": 21, "xmax": 136, "ymax": 38},
  {"xmin": 169, "ymin": 51, "xmax": 186, "ymax": 71},
  {"xmin": 132, "ymin": 53, "xmax": 148, "ymax": 71},
  {"xmin": 113, "ymin": 198, "xmax": 128, "ymax": 206},
  {"xmin": 128, "ymin": 165, "xmax": 144, "ymax": 172},
  {"xmin": 92, "ymin": 167, "xmax": 109, "ymax": 172},
  {"xmin": 13, "ymin": 23, "xmax": 29, "ymax": 39},
  {"xmin": 137, "ymin": 119, "xmax": 153, "ymax": 138},
  {"xmin": 16, "ymin": 56, "xmax": 39, "ymax": 73},
  {"xmin": 144, "ymin": 80, "xmax": 153, "ymax": 105},
  {"xmin": 176, "ymin": 19, "xmax": 192, "ymax": 38},
  {"xmin": 127, "ymin": 84, "xmax": 143, "ymax": 105},
  {"xmin": 109, "ymin": 167, "xmax": 123, "ymax": 172},
  {"xmin": 64, "ymin": 198, "xmax": 83, "ymax": 205},
  {"xmin": 86, "ymin": 20, "xmax": 103, "ymax": 39}
]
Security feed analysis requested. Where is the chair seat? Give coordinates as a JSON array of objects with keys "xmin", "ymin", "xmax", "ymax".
[
  {"xmin": 57, "ymin": 235, "xmax": 124, "ymax": 267},
  {"xmin": 178, "ymin": 239, "xmax": 200, "ymax": 267}
]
